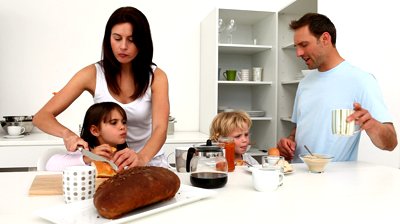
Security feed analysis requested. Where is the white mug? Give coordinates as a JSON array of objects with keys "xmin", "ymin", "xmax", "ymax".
[
  {"xmin": 167, "ymin": 147, "xmax": 190, "ymax": 172},
  {"xmin": 252, "ymin": 67, "xmax": 263, "ymax": 82},
  {"xmin": 332, "ymin": 109, "xmax": 360, "ymax": 136},
  {"xmin": 237, "ymin": 69, "xmax": 250, "ymax": 81},
  {"xmin": 63, "ymin": 166, "xmax": 96, "ymax": 203},
  {"xmin": 252, "ymin": 167, "xmax": 283, "ymax": 192},
  {"xmin": 7, "ymin": 126, "xmax": 25, "ymax": 136}
]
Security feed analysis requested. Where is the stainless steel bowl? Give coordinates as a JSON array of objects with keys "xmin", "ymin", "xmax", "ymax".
[
  {"xmin": 1, "ymin": 120, "xmax": 34, "ymax": 134},
  {"xmin": 3, "ymin": 115, "xmax": 33, "ymax": 122}
]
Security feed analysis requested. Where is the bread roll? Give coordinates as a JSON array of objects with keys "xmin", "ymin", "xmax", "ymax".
[
  {"xmin": 110, "ymin": 146, "xmax": 117, "ymax": 153},
  {"xmin": 91, "ymin": 161, "xmax": 117, "ymax": 178},
  {"xmin": 235, "ymin": 160, "xmax": 245, "ymax": 166},
  {"xmin": 90, "ymin": 146, "xmax": 118, "ymax": 178},
  {"xmin": 94, "ymin": 166, "xmax": 180, "ymax": 219}
]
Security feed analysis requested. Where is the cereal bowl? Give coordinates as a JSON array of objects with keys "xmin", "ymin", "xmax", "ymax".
[{"xmin": 299, "ymin": 153, "xmax": 334, "ymax": 173}]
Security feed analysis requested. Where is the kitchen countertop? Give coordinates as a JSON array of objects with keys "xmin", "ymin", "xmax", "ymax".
[
  {"xmin": 1, "ymin": 161, "xmax": 399, "ymax": 223},
  {"xmin": 0, "ymin": 131, "xmax": 209, "ymax": 146},
  {"xmin": 0, "ymin": 132, "xmax": 63, "ymax": 146},
  {"xmin": 0, "ymin": 131, "xmax": 210, "ymax": 169}
]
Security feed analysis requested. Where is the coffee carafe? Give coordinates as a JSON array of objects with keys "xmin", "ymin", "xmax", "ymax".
[{"xmin": 186, "ymin": 140, "xmax": 228, "ymax": 189}]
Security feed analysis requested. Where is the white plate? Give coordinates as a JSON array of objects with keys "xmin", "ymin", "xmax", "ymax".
[
  {"xmin": 3, "ymin": 135, "xmax": 24, "ymax": 139},
  {"xmin": 245, "ymin": 110, "xmax": 266, "ymax": 117},
  {"xmin": 244, "ymin": 164, "xmax": 295, "ymax": 175},
  {"xmin": 34, "ymin": 184, "xmax": 216, "ymax": 224}
]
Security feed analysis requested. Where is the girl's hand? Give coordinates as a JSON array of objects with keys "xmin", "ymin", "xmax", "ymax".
[
  {"xmin": 112, "ymin": 148, "xmax": 147, "ymax": 170},
  {"xmin": 91, "ymin": 144, "xmax": 115, "ymax": 160}
]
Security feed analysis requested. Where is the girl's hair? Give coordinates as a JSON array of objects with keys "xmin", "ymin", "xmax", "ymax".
[
  {"xmin": 100, "ymin": 6, "xmax": 155, "ymax": 100},
  {"xmin": 80, "ymin": 102, "xmax": 127, "ymax": 149},
  {"xmin": 209, "ymin": 111, "xmax": 252, "ymax": 142}
]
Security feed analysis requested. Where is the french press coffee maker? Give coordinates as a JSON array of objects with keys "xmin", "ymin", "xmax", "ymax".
[{"xmin": 186, "ymin": 140, "xmax": 228, "ymax": 189}]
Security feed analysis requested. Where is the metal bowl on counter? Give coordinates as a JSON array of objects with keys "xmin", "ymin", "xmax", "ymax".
[
  {"xmin": 3, "ymin": 115, "xmax": 33, "ymax": 122},
  {"xmin": 1, "ymin": 115, "xmax": 35, "ymax": 134}
]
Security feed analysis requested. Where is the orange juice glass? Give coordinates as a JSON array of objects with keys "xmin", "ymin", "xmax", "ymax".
[{"xmin": 218, "ymin": 137, "xmax": 235, "ymax": 172}]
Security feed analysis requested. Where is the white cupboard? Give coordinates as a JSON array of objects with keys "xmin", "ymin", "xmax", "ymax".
[
  {"xmin": 277, "ymin": 0, "xmax": 318, "ymax": 139},
  {"xmin": 200, "ymin": 0, "xmax": 317, "ymax": 150}
]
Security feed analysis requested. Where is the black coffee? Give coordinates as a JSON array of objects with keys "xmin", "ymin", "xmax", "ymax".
[{"xmin": 190, "ymin": 172, "xmax": 228, "ymax": 189}]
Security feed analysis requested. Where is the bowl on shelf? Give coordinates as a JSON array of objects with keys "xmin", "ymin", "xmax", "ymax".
[{"xmin": 299, "ymin": 153, "xmax": 334, "ymax": 173}]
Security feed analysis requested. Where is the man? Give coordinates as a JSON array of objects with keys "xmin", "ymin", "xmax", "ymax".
[{"xmin": 277, "ymin": 13, "xmax": 397, "ymax": 162}]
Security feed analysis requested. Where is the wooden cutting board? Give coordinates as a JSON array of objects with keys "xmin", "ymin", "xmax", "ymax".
[{"xmin": 28, "ymin": 174, "xmax": 107, "ymax": 196}]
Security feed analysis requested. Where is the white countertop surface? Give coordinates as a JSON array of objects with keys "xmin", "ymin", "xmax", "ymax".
[
  {"xmin": 0, "ymin": 131, "xmax": 209, "ymax": 147},
  {"xmin": 1, "ymin": 161, "xmax": 399, "ymax": 223},
  {"xmin": 0, "ymin": 132, "xmax": 63, "ymax": 146}
]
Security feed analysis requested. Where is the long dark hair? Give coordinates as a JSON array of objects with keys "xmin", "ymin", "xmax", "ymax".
[
  {"xmin": 80, "ymin": 102, "xmax": 127, "ymax": 149},
  {"xmin": 101, "ymin": 6, "xmax": 155, "ymax": 100}
]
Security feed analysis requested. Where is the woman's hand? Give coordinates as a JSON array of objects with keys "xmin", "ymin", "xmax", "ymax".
[
  {"xmin": 62, "ymin": 130, "xmax": 88, "ymax": 152},
  {"xmin": 112, "ymin": 148, "xmax": 148, "ymax": 170}
]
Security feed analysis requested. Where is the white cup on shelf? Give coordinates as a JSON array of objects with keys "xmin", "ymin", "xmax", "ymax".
[
  {"xmin": 252, "ymin": 67, "xmax": 263, "ymax": 82},
  {"xmin": 238, "ymin": 69, "xmax": 250, "ymax": 81}
]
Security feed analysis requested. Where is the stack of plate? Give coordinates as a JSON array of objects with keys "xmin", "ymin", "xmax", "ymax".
[{"xmin": 246, "ymin": 110, "xmax": 265, "ymax": 117}]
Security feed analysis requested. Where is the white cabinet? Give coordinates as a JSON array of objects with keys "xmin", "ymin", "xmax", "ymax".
[
  {"xmin": 200, "ymin": 8, "xmax": 277, "ymax": 150},
  {"xmin": 277, "ymin": 0, "xmax": 317, "ymax": 139},
  {"xmin": 200, "ymin": 0, "xmax": 317, "ymax": 150}
]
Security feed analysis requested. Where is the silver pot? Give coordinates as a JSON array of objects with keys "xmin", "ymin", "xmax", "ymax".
[{"xmin": 3, "ymin": 115, "xmax": 33, "ymax": 122}]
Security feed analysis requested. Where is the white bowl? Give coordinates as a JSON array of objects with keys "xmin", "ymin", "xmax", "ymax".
[{"xmin": 299, "ymin": 153, "xmax": 334, "ymax": 173}]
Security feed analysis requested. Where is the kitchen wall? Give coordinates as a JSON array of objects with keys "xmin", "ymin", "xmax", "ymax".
[{"xmin": 0, "ymin": 0, "xmax": 399, "ymax": 167}]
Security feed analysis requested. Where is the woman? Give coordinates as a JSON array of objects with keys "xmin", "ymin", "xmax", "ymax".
[{"xmin": 33, "ymin": 7, "xmax": 170, "ymax": 169}]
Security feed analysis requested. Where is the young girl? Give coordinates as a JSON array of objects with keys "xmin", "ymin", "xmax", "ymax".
[
  {"xmin": 45, "ymin": 102, "xmax": 128, "ymax": 171},
  {"xmin": 209, "ymin": 111, "xmax": 259, "ymax": 166}
]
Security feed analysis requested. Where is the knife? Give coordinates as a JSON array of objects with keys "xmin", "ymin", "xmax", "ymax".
[{"xmin": 77, "ymin": 146, "xmax": 118, "ymax": 171}]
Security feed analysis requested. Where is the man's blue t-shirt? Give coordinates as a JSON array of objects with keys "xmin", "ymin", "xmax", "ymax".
[{"xmin": 291, "ymin": 61, "xmax": 392, "ymax": 162}]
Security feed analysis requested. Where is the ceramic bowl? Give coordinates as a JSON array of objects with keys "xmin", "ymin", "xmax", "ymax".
[{"xmin": 299, "ymin": 153, "xmax": 334, "ymax": 173}]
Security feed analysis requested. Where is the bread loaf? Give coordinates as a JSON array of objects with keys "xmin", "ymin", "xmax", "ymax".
[{"xmin": 94, "ymin": 166, "xmax": 180, "ymax": 219}]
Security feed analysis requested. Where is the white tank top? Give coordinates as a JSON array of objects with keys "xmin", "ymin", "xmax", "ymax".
[{"xmin": 93, "ymin": 63, "xmax": 163, "ymax": 156}]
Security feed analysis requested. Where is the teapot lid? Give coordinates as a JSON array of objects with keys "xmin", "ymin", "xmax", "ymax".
[{"xmin": 195, "ymin": 139, "xmax": 222, "ymax": 152}]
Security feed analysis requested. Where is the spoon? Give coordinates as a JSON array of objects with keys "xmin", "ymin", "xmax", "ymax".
[
  {"xmin": 304, "ymin": 145, "xmax": 314, "ymax": 157},
  {"xmin": 243, "ymin": 160, "xmax": 254, "ymax": 167}
]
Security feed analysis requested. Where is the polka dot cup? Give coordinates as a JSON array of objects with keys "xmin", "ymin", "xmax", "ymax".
[{"xmin": 62, "ymin": 166, "xmax": 96, "ymax": 204}]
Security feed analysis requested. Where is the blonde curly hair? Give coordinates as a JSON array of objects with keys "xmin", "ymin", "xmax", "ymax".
[{"xmin": 209, "ymin": 111, "xmax": 252, "ymax": 142}]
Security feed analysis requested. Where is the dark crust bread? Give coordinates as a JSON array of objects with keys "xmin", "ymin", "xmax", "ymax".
[{"xmin": 93, "ymin": 166, "xmax": 180, "ymax": 219}]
